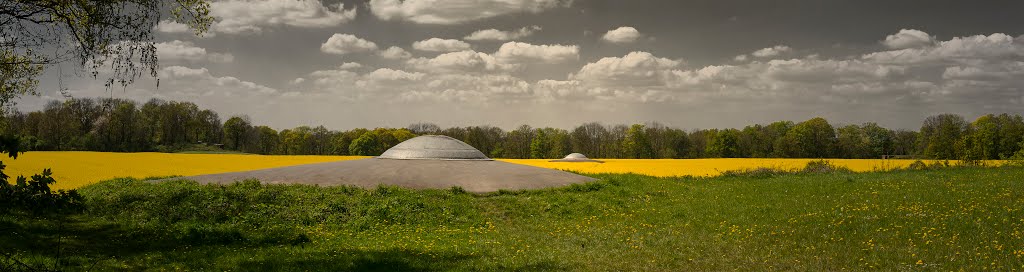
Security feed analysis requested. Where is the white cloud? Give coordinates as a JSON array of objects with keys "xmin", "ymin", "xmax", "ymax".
[
  {"xmin": 155, "ymin": 40, "xmax": 234, "ymax": 63},
  {"xmin": 338, "ymin": 62, "xmax": 363, "ymax": 69},
  {"xmin": 864, "ymin": 33, "xmax": 1024, "ymax": 65},
  {"xmin": 154, "ymin": 20, "xmax": 192, "ymax": 34},
  {"xmin": 378, "ymin": 46, "xmax": 413, "ymax": 59},
  {"xmin": 210, "ymin": 0, "xmax": 356, "ymax": 34},
  {"xmin": 572, "ymin": 51, "xmax": 681, "ymax": 86},
  {"xmin": 601, "ymin": 27, "xmax": 642, "ymax": 43},
  {"xmin": 368, "ymin": 0, "xmax": 569, "ymax": 24},
  {"xmin": 406, "ymin": 50, "xmax": 517, "ymax": 73},
  {"xmin": 158, "ymin": 66, "xmax": 277, "ymax": 95},
  {"xmin": 320, "ymin": 34, "xmax": 379, "ymax": 55},
  {"xmin": 464, "ymin": 26, "xmax": 542, "ymax": 41},
  {"xmin": 882, "ymin": 29, "xmax": 935, "ymax": 49},
  {"xmin": 412, "ymin": 38, "xmax": 472, "ymax": 52},
  {"xmin": 493, "ymin": 42, "xmax": 578, "ymax": 63},
  {"xmin": 364, "ymin": 68, "xmax": 426, "ymax": 81},
  {"xmin": 751, "ymin": 45, "xmax": 792, "ymax": 58},
  {"xmin": 734, "ymin": 54, "xmax": 748, "ymax": 62}
]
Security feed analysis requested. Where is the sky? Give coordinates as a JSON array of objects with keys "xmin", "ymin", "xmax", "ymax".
[{"xmin": 18, "ymin": 0, "xmax": 1024, "ymax": 130}]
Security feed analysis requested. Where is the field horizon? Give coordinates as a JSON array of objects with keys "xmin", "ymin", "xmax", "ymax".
[{"xmin": 1, "ymin": 151, "xmax": 1007, "ymax": 190}]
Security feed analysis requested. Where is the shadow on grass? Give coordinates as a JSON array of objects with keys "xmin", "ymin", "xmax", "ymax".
[
  {"xmin": 234, "ymin": 249, "xmax": 563, "ymax": 271},
  {"xmin": 1, "ymin": 216, "xmax": 564, "ymax": 271}
]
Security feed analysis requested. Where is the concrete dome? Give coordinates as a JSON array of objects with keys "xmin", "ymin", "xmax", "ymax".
[
  {"xmin": 377, "ymin": 135, "xmax": 491, "ymax": 160},
  {"xmin": 564, "ymin": 153, "xmax": 589, "ymax": 160},
  {"xmin": 549, "ymin": 152, "xmax": 603, "ymax": 163},
  {"xmin": 158, "ymin": 135, "xmax": 598, "ymax": 193}
]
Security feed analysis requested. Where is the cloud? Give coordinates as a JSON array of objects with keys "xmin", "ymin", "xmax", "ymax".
[
  {"xmin": 154, "ymin": 20, "xmax": 192, "ymax": 34},
  {"xmin": 493, "ymin": 42, "xmax": 578, "ymax": 63},
  {"xmin": 734, "ymin": 54, "xmax": 748, "ymax": 62},
  {"xmin": 338, "ymin": 62, "xmax": 363, "ymax": 69},
  {"xmin": 412, "ymin": 38, "xmax": 472, "ymax": 52},
  {"xmin": 406, "ymin": 50, "xmax": 516, "ymax": 73},
  {"xmin": 572, "ymin": 51, "xmax": 681, "ymax": 86},
  {"xmin": 863, "ymin": 33, "xmax": 1024, "ymax": 65},
  {"xmin": 368, "ymin": 0, "xmax": 570, "ymax": 24},
  {"xmin": 210, "ymin": 0, "xmax": 356, "ymax": 34},
  {"xmin": 378, "ymin": 46, "xmax": 413, "ymax": 59},
  {"xmin": 751, "ymin": 45, "xmax": 792, "ymax": 58},
  {"xmin": 158, "ymin": 66, "xmax": 277, "ymax": 95},
  {"xmin": 601, "ymin": 27, "xmax": 642, "ymax": 43},
  {"xmin": 464, "ymin": 26, "xmax": 542, "ymax": 41},
  {"xmin": 364, "ymin": 68, "xmax": 426, "ymax": 81},
  {"xmin": 320, "ymin": 34, "xmax": 379, "ymax": 55},
  {"xmin": 155, "ymin": 40, "xmax": 234, "ymax": 63},
  {"xmin": 882, "ymin": 29, "xmax": 935, "ymax": 49}
]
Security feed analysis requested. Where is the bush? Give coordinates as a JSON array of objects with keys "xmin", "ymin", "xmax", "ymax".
[
  {"xmin": 801, "ymin": 160, "xmax": 852, "ymax": 174},
  {"xmin": 0, "ymin": 165, "xmax": 84, "ymax": 215},
  {"xmin": 906, "ymin": 160, "xmax": 929, "ymax": 170},
  {"xmin": 720, "ymin": 167, "xmax": 790, "ymax": 178}
]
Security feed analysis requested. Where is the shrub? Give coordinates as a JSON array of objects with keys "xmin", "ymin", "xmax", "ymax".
[
  {"xmin": 720, "ymin": 167, "xmax": 790, "ymax": 178},
  {"xmin": 906, "ymin": 160, "xmax": 929, "ymax": 170},
  {"xmin": 801, "ymin": 160, "xmax": 852, "ymax": 174}
]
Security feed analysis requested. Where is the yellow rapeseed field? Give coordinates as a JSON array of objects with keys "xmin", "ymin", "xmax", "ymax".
[
  {"xmin": 499, "ymin": 158, "xmax": 1001, "ymax": 177},
  {"xmin": 2, "ymin": 151, "xmax": 367, "ymax": 190},
  {"xmin": 1, "ymin": 151, "xmax": 1004, "ymax": 190}
]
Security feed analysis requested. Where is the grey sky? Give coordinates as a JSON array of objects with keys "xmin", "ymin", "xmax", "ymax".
[{"xmin": 18, "ymin": 0, "xmax": 1024, "ymax": 130}]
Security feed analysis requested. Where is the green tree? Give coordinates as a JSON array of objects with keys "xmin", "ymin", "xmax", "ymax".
[
  {"xmin": 919, "ymin": 114, "xmax": 969, "ymax": 159},
  {"xmin": 530, "ymin": 129, "xmax": 549, "ymax": 159},
  {"xmin": 779, "ymin": 117, "xmax": 836, "ymax": 158},
  {"xmin": 707, "ymin": 129, "xmax": 741, "ymax": 158},
  {"xmin": 622, "ymin": 124, "xmax": 654, "ymax": 159},
  {"xmin": 253, "ymin": 126, "xmax": 279, "ymax": 155},
  {"xmin": 349, "ymin": 132, "xmax": 382, "ymax": 156},
  {"xmin": 222, "ymin": 116, "xmax": 253, "ymax": 151}
]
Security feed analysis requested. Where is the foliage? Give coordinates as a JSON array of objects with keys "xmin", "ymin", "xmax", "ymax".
[
  {"xmin": 3, "ymin": 99, "xmax": 1024, "ymax": 160},
  {"xmin": 0, "ymin": 134, "xmax": 82, "ymax": 215},
  {"xmin": 1, "ymin": 0, "xmax": 213, "ymax": 106},
  {"xmin": 0, "ymin": 167, "xmax": 83, "ymax": 215},
  {"xmin": 800, "ymin": 160, "xmax": 852, "ymax": 174}
]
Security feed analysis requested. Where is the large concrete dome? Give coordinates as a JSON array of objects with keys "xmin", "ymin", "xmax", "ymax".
[
  {"xmin": 377, "ymin": 135, "xmax": 490, "ymax": 160},
  {"xmin": 160, "ymin": 135, "xmax": 596, "ymax": 193}
]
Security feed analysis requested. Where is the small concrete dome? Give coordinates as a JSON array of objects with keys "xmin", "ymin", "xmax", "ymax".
[
  {"xmin": 549, "ymin": 152, "xmax": 603, "ymax": 163},
  {"xmin": 377, "ymin": 135, "xmax": 491, "ymax": 160},
  {"xmin": 564, "ymin": 153, "xmax": 589, "ymax": 160}
]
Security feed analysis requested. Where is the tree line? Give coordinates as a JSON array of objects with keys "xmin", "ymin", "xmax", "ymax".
[{"xmin": 2, "ymin": 98, "xmax": 1023, "ymax": 160}]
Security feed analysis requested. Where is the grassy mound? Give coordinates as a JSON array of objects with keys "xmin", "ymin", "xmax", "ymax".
[{"xmin": 3, "ymin": 166, "xmax": 1024, "ymax": 270}]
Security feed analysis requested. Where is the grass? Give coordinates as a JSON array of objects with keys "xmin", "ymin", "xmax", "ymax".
[{"xmin": 2, "ymin": 166, "xmax": 1024, "ymax": 271}]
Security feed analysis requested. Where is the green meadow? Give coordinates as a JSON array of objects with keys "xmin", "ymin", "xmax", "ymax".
[{"xmin": 3, "ymin": 166, "xmax": 1024, "ymax": 271}]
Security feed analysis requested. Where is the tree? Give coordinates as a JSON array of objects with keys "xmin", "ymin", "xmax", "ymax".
[
  {"xmin": 570, "ymin": 122, "xmax": 609, "ymax": 158},
  {"xmin": 779, "ymin": 117, "xmax": 836, "ymax": 158},
  {"xmin": 252, "ymin": 126, "xmax": 279, "ymax": 155},
  {"xmin": 407, "ymin": 123, "xmax": 441, "ymax": 135},
  {"xmin": 836, "ymin": 124, "xmax": 869, "ymax": 158},
  {"xmin": 919, "ymin": 114, "xmax": 969, "ymax": 159},
  {"xmin": 349, "ymin": 132, "xmax": 382, "ymax": 156},
  {"xmin": 707, "ymin": 129, "xmax": 741, "ymax": 158},
  {"xmin": 622, "ymin": 124, "xmax": 654, "ymax": 159},
  {"xmin": 529, "ymin": 129, "xmax": 550, "ymax": 159},
  {"xmin": 861, "ymin": 122, "xmax": 894, "ymax": 158},
  {"xmin": 222, "ymin": 116, "xmax": 253, "ymax": 151},
  {"xmin": 2, "ymin": 0, "xmax": 213, "ymax": 106}
]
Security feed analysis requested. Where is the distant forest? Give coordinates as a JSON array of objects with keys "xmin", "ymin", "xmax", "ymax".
[{"xmin": 1, "ymin": 97, "xmax": 1023, "ymax": 160}]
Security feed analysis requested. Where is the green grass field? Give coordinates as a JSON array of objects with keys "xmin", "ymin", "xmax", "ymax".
[{"xmin": 3, "ymin": 167, "xmax": 1024, "ymax": 271}]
